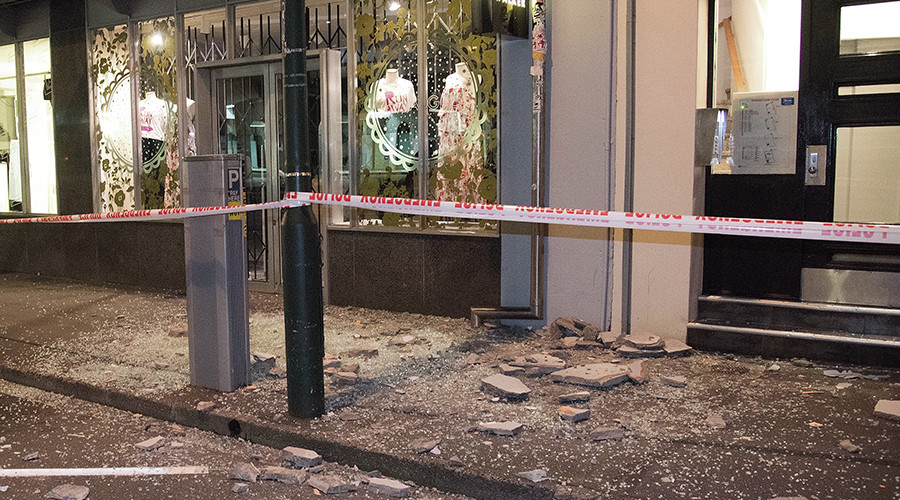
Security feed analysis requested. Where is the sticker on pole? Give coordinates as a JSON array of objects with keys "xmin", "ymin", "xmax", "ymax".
[{"xmin": 226, "ymin": 166, "xmax": 243, "ymax": 221}]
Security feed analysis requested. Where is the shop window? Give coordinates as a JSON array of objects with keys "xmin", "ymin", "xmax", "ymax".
[
  {"xmin": 1, "ymin": 39, "xmax": 58, "ymax": 215},
  {"xmin": 352, "ymin": 0, "xmax": 498, "ymax": 230}
]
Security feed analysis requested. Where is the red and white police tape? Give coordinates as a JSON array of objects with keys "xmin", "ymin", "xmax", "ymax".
[{"xmin": 2, "ymin": 191, "xmax": 898, "ymax": 245}]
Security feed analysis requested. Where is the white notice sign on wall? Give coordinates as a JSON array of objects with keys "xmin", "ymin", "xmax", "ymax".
[{"xmin": 732, "ymin": 91, "xmax": 798, "ymax": 175}]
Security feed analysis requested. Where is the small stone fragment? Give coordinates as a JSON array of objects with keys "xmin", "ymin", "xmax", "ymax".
[
  {"xmin": 153, "ymin": 362, "xmax": 169, "ymax": 370},
  {"xmin": 517, "ymin": 469, "xmax": 548, "ymax": 482},
  {"xmin": 261, "ymin": 466, "xmax": 308, "ymax": 485},
  {"xmin": 874, "ymin": 400, "xmax": 900, "ymax": 421},
  {"xmin": 561, "ymin": 336, "xmax": 579, "ymax": 347},
  {"xmin": 465, "ymin": 353, "xmax": 481, "ymax": 365},
  {"xmin": 509, "ymin": 354, "xmax": 567, "ymax": 376},
  {"xmin": 231, "ymin": 483, "xmax": 249, "ymax": 494},
  {"xmin": 267, "ymin": 367, "xmax": 287, "ymax": 379},
  {"xmin": 581, "ymin": 325, "xmax": 602, "ymax": 341},
  {"xmin": 662, "ymin": 338, "xmax": 692, "ymax": 356},
  {"xmin": 499, "ymin": 364, "xmax": 526, "ymax": 377},
  {"xmin": 307, "ymin": 474, "xmax": 358, "ymax": 494},
  {"xmin": 835, "ymin": 382, "xmax": 852, "ymax": 390},
  {"xmin": 558, "ymin": 406, "xmax": 591, "ymax": 423},
  {"xmin": 346, "ymin": 348, "xmax": 378, "ymax": 358},
  {"xmin": 231, "ymin": 463, "xmax": 260, "ymax": 483},
  {"xmin": 661, "ymin": 476, "xmax": 674, "ymax": 483},
  {"xmin": 662, "ymin": 375, "xmax": 687, "ymax": 388},
  {"xmin": 170, "ymin": 424, "xmax": 186, "ymax": 437},
  {"xmin": 252, "ymin": 352, "xmax": 276, "ymax": 364},
  {"xmin": 342, "ymin": 363, "xmax": 361, "ymax": 374},
  {"xmin": 590, "ymin": 426, "xmax": 625, "ymax": 441},
  {"xmin": 622, "ymin": 334, "xmax": 665, "ymax": 349},
  {"xmin": 550, "ymin": 363, "xmax": 630, "ymax": 388},
  {"xmin": 792, "ymin": 358, "xmax": 814, "ymax": 367},
  {"xmin": 44, "ymin": 484, "xmax": 89, "ymax": 500},
  {"xmin": 169, "ymin": 441, "xmax": 184, "ymax": 449},
  {"xmin": 559, "ymin": 391, "xmax": 591, "ymax": 404},
  {"xmin": 626, "ymin": 360, "xmax": 648, "ymax": 384},
  {"xmin": 598, "ymin": 330, "xmax": 623, "ymax": 348},
  {"xmin": 332, "ymin": 371, "xmax": 359, "ymax": 385},
  {"xmin": 283, "ymin": 447, "xmax": 323, "ymax": 468},
  {"xmin": 22, "ymin": 452, "xmax": 39, "ymax": 461},
  {"xmin": 323, "ymin": 358, "xmax": 342, "ymax": 369},
  {"xmin": 368, "ymin": 477, "xmax": 411, "ymax": 498},
  {"xmin": 480, "ymin": 374, "xmax": 531, "ymax": 399},
  {"xmin": 551, "ymin": 317, "xmax": 588, "ymax": 337},
  {"xmin": 135, "ymin": 436, "xmax": 165, "ymax": 451},
  {"xmin": 309, "ymin": 464, "xmax": 326, "ymax": 474},
  {"xmin": 477, "ymin": 421, "xmax": 524, "ymax": 436},
  {"xmin": 706, "ymin": 413, "xmax": 726, "ymax": 429},
  {"xmin": 197, "ymin": 401, "xmax": 215, "ymax": 412},
  {"xmin": 448, "ymin": 456, "xmax": 465, "ymax": 467},
  {"xmin": 616, "ymin": 345, "xmax": 665, "ymax": 358},
  {"xmin": 766, "ymin": 364, "xmax": 781, "ymax": 372},
  {"xmin": 839, "ymin": 439, "xmax": 861, "ymax": 453},
  {"xmin": 409, "ymin": 438, "xmax": 441, "ymax": 454}
]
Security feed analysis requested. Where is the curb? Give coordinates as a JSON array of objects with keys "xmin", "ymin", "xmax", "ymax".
[{"xmin": 0, "ymin": 364, "xmax": 555, "ymax": 500}]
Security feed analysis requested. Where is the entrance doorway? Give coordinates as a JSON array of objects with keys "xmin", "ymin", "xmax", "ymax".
[{"xmin": 194, "ymin": 49, "xmax": 344, "ymax": 292}]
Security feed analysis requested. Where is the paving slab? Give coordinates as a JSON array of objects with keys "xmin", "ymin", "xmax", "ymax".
[{"xmin": 549, "ymin": 363, "xmax": 630, "ymax": 388}]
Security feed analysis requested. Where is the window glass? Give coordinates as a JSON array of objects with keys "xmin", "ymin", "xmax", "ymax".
[
  {"xmin": 91, "ymin": 24, "xmax": 135, "ymax": 213},
  {"xmin": 834, "ymin": 126, "xmax": 900, "ymax": 224},
  {"xmin": 0, "ymin": 44, "xmax": 20, "ymax": 212},
  {"xmin": 23, "ymin": 38, "xmax": 56, "ymax": 214},
  {"xmin": 138, "ymin": 17, "xmax": 179, "ymax": 209},
  {"xmin": 840, "ymin": 1, "xmax": 900, "ymax": 55}
]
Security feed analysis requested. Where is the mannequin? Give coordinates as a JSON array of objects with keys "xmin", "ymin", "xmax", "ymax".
[
  {"xmin": 140, "ymin": 91, "xmax": 168, "ymax": 168},
  {"xmin": 374, "ymin": 69, "xmax": 416, "ymax": 113},
  {"xmin": 436, "ymin": 62, "xmax": 483, "ymax": 202}
]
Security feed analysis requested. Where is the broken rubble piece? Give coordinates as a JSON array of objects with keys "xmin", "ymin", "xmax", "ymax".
[
  {"xmin": 332, "ymin": 372, "xmax": 359, "ymax": 385},
  {"xmin": 622, "ymin": 334, "xmax": 665, "ymax": 350},
  {"xmin": 551, "ymin": 317, "xmax": 588, "ymax": 337},
  {"xmin": 792, "ymin": 358, "xmax": 814, "ymax": 367},
  {"xmin": 477, "ymin": 421, "xmax": 524, "ymax": 436},
  {"xmin": 706, "ymin": 413, "xmax": 726, "ymax": 429},
  {"xmin": 135, "ymin": 436, "xmax": 165, "ymax": 451},
  {"xmin": 44, "ymin": 484, "xmax": 90, "ymax": 500},
  {"xmin": 342, "ymin": 363, "xmax": 360, "ymax": 374},
  {"xmin": 231, "ymin": 462, "xmax": 260, "ymax": 483},
  {"xmin": 835, "ymin": 382, "xmax": 852, "ymax": 390},
  {"xmin": 559, "ymin": 391, "xmax": 591, "ymax": 404},
  {"xmin": 626, "ymin": 360, "xmax": 648, "ymax": 384},
  {"xmin": 561, "ymin": 336, "xmax": 580, "ymax": 347},
  {"xmin": 196, "ymin": 401, "xmax": 215, "ymax": 412},
  {"xmin": 839, "ymin": 439, "xmax": 861, "ymax": 453},
  {"xmin": 368, "ymin": 477, "xmax": 412, "ymax": 498},
  {"xmin": 509, "ymin": 354, "xmax": 566, "ymax": 376},
  {"xmin": 598, "ymin": 330, "xmax": 623, "ymax": 348},
  {"xmin": 480, "ymin": 374, "xmax": 531, "ymax": 400},
  {"xmin": 22, "ymin": 452, "xmax": 39, "ymax": 461},
  {"xmin": 448, "ymin": 456, "xmax": 465, "ymax": 467},
  {"xmin": 517, "ymin": 469, "xmax": 548, "ymax": 482},
  {"xmin": 307, "ymin": 474, "xmax": 358, "ymax": 494},
  {"xmin": 283, "ymin": 447, "xmax": 323, "ymax": 468},
  {"xmin": 261, "ymin": 466, "xmax": 308, "ymax": 485},
  {"xmin": 553, "ymin": 484, "xmax": 602, "ymax": 500},
  {"xmin": 153, "ymin": 361, "xmax": 169, "ymax": 370},
  {"xmin": 346, "ymin": 348, "xmax": 378, "ymax": 358},
  {"xmin": 323, "ymin": 358, "xmax": 342, "ymax": 369},
  {"xmin": 662, "ymin": 375, "xmax": 687, "ymax": 388},
  {"xmin": 766, "ymin": 364, "xmax": 782, "ymax": 372},
  {"xmin": 558, "ymin": 406, "xmax": 591, "ymax": 423},
  {"xmin": 465, "ymin": 353, "xmax": 481, "ymax": 365},
  {"xmin": 550, "ymin": 363, "xmax": 630, "ymax": 389},
  {"xmin": 590, "ymin": 425, "xmax": 625, "ymax": 441},
  {"xmin": 874, "ymin": 400, "xmax": 900, "ymax": 421},
  {"xmin": 663, "ymin": 338, "xmax": 692, "ymax": 356},
  {"xmin": 231, "ymin": 482, "xmax": 249, "ymax": 494},
  {"xmin": 581, "ymin": 325, "xmax": 602, "ymax": 341},
  {"xmin": 499, "ymin": 364, "xmax": 526, "ymax": 377},
  {"xmin": 616, "ymin": 345, "xmax": 665, "ymax": 358},
  {"xmin": 252, "ymin": 352, "xmax": 276, "ymax": 363},
  {"xmin": 267, "ymin": 367, "xmax": 287, "ymax": 379},
  {"xmin": 409, "ymin": 438, "xmax": 441, "ymax": 454}
]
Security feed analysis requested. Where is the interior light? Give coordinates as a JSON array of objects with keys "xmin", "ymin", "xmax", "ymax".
[
  {"xmin": 151, "ymin": 33, "xmax": 164, "ymax": 46},
  {"xmin": 388, "ymin": 2, "xmax": 401, "ymax": 11}
]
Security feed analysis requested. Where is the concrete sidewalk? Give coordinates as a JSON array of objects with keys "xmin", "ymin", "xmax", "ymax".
[{"xmin": 0, "ymin": 272, "xmax": 898, "ymax": 499}]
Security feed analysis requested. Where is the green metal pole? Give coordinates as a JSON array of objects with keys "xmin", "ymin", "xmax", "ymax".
[{"xmin": 282, "ymin": 0, "xmax": 325, "ymax": 418}]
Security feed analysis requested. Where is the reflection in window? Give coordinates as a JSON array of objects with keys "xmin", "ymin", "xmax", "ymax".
[
  {"xmin": 23, "ymin": 38, "xmax": 56, "ymax": 214},
  {"xmin": 834, "ymin": 126, "xmax": 900, "ymax": 224},
  {"xmin": 840, "ymin": 1, "xmax": 900, "ymax": 55},
  {"xmin": 0, "ymin": 44, "xmax": 20, "ymax": 212}
]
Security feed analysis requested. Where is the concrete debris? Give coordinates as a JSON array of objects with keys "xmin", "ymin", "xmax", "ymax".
[
  {"xmin": 309, "ymin": 465, "xmax": 326, "ymax": 474},
  {"xmin": 346, "ymin": 348, "xmax": 379, "ymax": 358},
  {"xmin": 626, "ymin": 360, "xmax": 648, "ymax": 384},
  {"xmin": 465, "ymin": 353, "xmax": 481, "ymax": 365},
  {"xmin": 598, "ymin": 330, "xmax": 623, "ymax": 348},
  {"xmin": 231, "ymin": 483, "xmax": 249, "ymax": 494},
  {"xmin": 22, "ymin": 452, "xmax": 39, "ymax": 461},
  {"xmin": 706, "ymin": 413, "xmax": 726, "ymax": 429},
  {"xmin": 561, "ymin": 336, "xmax": 579, "ymax": 347},
  {"xmin": 766, "ymin": 364, "xmax": 781, "ymax": 372},
  {"xmin": 152, "ymin": 361, "xmax": 169, "ymax": 370},
  {"xmin": 552, "ymin": 484, "xmax": 601, "ymax": 500},
  {"xmin": 196, "ymin": 401, "xmax": 215, "ymax": 412},
  {"xmin": 590, "ymin": 426, "xmax": 625, "ymax": 441},
  {"xmin": 448, "ymin": 456, "xmax": 465, "ymax": 467},
  {"xmin": 581, "ymin": 325, "xmax": 602, "ymax": 341},
  {"xmin": 839, "ymin": 439, "xmax": 861, "ymax": 453},
  {"xmin": 480, "ymin": 374, "xmax": 532, "ymax": 400},
  {"xmin": 44, "ymin": 484, "xmax": 89, "ymax": 500},
  {"xmin": 169, "ymin": 441, "xmax": 184, "ymax": 449},
  {"xmin": 551, "ymin": 317, "xmax": 588, "ymax": 337},
  {"xmin": 517, "ymin": 469, "xmax": 548, "ymax": 482},
  {"xmin": 267, "ymin": 367, "xmax": 287, "ymax": 379},
  {"xmin": 874, "ymin": 400, "xmax": 900, "ymax": 421},
  {"xmin": 662, "ymin": 339, "xmax": 692, "ymax": 356},
  {"xmin": 170, "ymin": 424, "xmax": 186, "ymax": 437},
  {"xmin": 323, "ymin": 358, "xmax": 342, "ymax": 369},
  {"xmin": 261, "ymin": 466, "xmax": 308, "ymax": 485},
  {"xmin": 559, "ymin": 391, "xmax": 591, "ymax": 404},
  {"xmin": 477, "ymin": 421, "xmax": 524, "ymax": 436},
  {"xmin": 307, "ymin": 474, "xmax": 358, "ymax": 494},
  {"xmin": 622, "ymin": 335, "xmax": 665, "ymax": 350},
  {"xmin": 252, "ymin": 352, "xmax": 276, "ymax": 364},
  {"xmin": 283, "ymin": 447, "xmax": 323, "ymax": 468},
  {"xmin": 558, "ymin": 406, "xmax": 591, "ymax": 423},
  {"xmin": 134, "ymin": 436, "xmax": 165, "ymax": 451},
  {"xmin": 231, "ymin": 462, "xmax": 260, "ymax": 483},
  {"xmin": 835, "ymin": 382, "xmax": 852, "ymax": 390},
  {"xmin": 662, "ymin": 375, "xmax": 687, "ymax": 388},
  {"xmin": 167, "ymin": 325, "xmax": 188, "ymax": 337},
  {"xmin": 616, "ymin": 345, "xmax": 665, "ymax": 358},
  {"xmin": 791, "ymin": 359, "xmax": 814, "ymax": 367},
  {"xmin": 499, "ymin": 364, "xmax": 526, "ymax": 377},
  {"xmin": 332, "ymin": 371, "xmax": 359, "ymax": 385},
  {"xmin": 661, "ymin": 476, "xmax": 674, "ymax": 483},
  {"xmin": 368, "ymin": 477, "xmax": 412, "ymax": 498},
  {"xmin": 509, "ymin": 354, "xmax": 567, "ymax": 376},
  {"xmin": 550, "ymin": 363, "xmax": 630, "ymax": 389},
  {"xmin": 409, "ymin": 438, "xmax": 441, "ymax": 454},
  {"xmin": 824, "ymin": 369, "xmax": 861, "ymax": 379}
]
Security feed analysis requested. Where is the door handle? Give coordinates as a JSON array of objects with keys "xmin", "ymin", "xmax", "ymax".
[{"xmin": 805, "ymin": 145, "xmax": 826, "ymax": 186}]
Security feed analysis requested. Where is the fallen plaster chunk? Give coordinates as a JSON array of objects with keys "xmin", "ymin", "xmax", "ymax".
[
  {"xmin": 135, "ymin": 436, "xmax": 165, "ymax": 452},
  {"xmin": 839, "ymin": 439, "xmax": 861, "ymax": 453},
  {"xmin": 44, "ymin": 484, "xmax": 89, "ymax": 500},
  {"xmin": 550, "ymin": 363, "xmax": 630, "ymax": 389},
  {"xmin": 409, "ymin": 438, "xmax": 441, "ymax": 454},
  {"xmin": 590, "ymin": 426, "xmax": 625, "ymax": 441},
  {"xmin": 509, "ymin": 354, "xmax": 567, "ymax": 376},
  {"xmin": 874, "ymin": 400, "xmax": 900, "ymax": 421},
  {"xmin": 307, "ymin": 474, "xmax": 358, "ymax": 494},
  {"xmin": 480, "ymin": 374, "xmax": 531, "ymax": 400},
  {"xmin": 558, "ymin": 391, "xmax": 591, "ymax": 404},
  {"xmin": 616, "ymin": 345, "xmax": 666, "ymax": 358},
  {"xmin": 517, "ymin": 469, "xmax": 548, "ymax": 482},
  {"xmin": 626, "ymin": 360, "xmax": 648, "ymax": 384},
  {"xmin": 196, "ymin": 401, "xmax": 215, "ymax": 412},
  {"xmin": 662, "ymin": 375, "xmax": 687, "ymax": 388},
  {"xmin": 283, "ymin": 447, "xmax": 323, "ymax": 468},
  {"xmin": 477, "ymin": 421, "xmax": 524, "ymax": 436},
  {"xmin": 558, "ymin": 406, "xmax": 590, "ymax": 423},
  {"xmin": 261, "ymin": 466, "xmax": 308, "ymax": 485},
  {"xmin": 663, "ymin": 338, "xmax": 692, "ymax": 356},
  {"xmin": 706, "ymin": 413, "xmax": 726, "ymax": 429},
  {"xmin": 231, "ymin": 482, "xmax": 249, "ymax": 494},
  {"xmin": 368, "ymin": 477, "xmax": 411, "ymax": 498},
  {"xmin": 230, "ymin": 463, "xmax": 260, "ymax": 483},
  {"xmin": 500, "ymin": 364, "xmax": 526, "ymax": 377}
]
